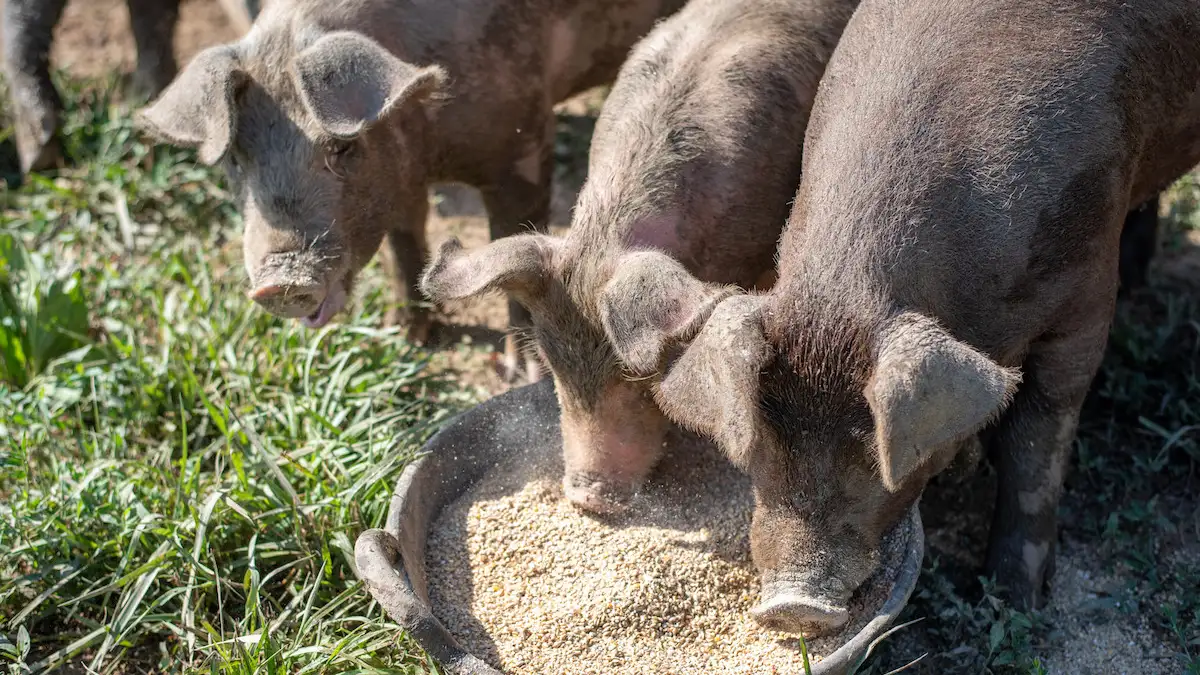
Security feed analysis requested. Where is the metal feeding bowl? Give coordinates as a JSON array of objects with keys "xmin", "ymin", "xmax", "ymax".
[{"xmin": 354, "ymin": 379, "xmax": 925, "ymax": 675}]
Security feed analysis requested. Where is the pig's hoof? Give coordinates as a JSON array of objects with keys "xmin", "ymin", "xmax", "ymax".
[
  {"xmin": 750, "ymin": 594, "xmax": 850, "ymax": 637},
  {"xmin": 563, "ymin": 474, "xmax": 633, "ymax": 515}
]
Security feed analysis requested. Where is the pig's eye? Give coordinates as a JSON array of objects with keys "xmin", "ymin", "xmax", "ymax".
[{"xmin": 323, "ymin": 139, "xmax": 357, "ymax": 177}]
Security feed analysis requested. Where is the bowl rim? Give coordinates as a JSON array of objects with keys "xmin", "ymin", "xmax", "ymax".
[{"xmin": 354, "ymin": 379, "xmax": 926, "ymax": 675}]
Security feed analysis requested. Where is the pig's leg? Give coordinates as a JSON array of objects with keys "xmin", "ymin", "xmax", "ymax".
[
  {"xmin": 3, "ymin": 0, "xmax": 68, "ymax": 174},
  {"xmin": 125, "ymin": 0, "xmax": 180, "ymax": 100},
  {"xmin": 480, "ymin": 143, "xmax": 554, "ymax": 384},
  {"xmin": 1117, "ymin": 194, "xmax": 1158, "ymax": 295},
  {"xmin": 984, "ymin": 321, "xmax": 1109, "ymax": 610},
  {"xmin": 379, "ymin": 194, "xmax": 432, "ymax": 344}
]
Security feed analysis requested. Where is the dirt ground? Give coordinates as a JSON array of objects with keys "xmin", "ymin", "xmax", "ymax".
[{"xmin": 11, "ymin": 2, "xmax": 1197, "ymax": 673}]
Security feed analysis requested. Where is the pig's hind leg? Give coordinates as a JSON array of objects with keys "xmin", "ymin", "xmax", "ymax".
[{"xmin": 983, "ymin": 319, "xmax": 1111, "ymax": 610}]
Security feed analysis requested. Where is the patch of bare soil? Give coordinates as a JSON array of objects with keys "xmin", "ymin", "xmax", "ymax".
[
  {"xmin": 883, "ymin": 468, "xmax": 1184, "ymax": 675},
  {"xmin": 1037, "ymin": 539, "xmax": 1177, "ymax": 675},
  {"xmin": 45, "ymin": 0, "xmax": 241, "ymax": 79}
]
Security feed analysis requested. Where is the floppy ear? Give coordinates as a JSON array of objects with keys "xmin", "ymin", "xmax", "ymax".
[
  {"xmin": 420, "ymin": 235, "xmax": 561, "ymax": 307},
  {"xmin": 865, "ymin": 313, "xmax": 1022, "ymax": 491},
  {"xmin": 135, "ymin": 44, "xmax": 244, "ymax": 165},
  {"xmin": 294, "ymin": 31, "xmax": 447, "ymax": 138},
  {"xmin": 597, "ymin": 251, "xmax": 738, "ymax": 377},
  {"xmin": 654, "ymin": 295, "xmax": 773, "ymax": 468}
]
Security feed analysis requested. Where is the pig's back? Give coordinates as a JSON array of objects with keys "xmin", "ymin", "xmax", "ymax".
[
  {"xmin": 575, "ymin": 0, "xmax": 856, "ymax": 285},
  {"xmin": 783, "ymin": 0, "xmax": 1200, "ymax": 354}
]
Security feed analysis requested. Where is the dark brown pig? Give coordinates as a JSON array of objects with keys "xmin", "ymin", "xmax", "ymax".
[
  {"xmin": 599, "ymin": 0, "xmax": 1200, "ymax": 634},
  {"xmin": 134, "ymin": 0, "xmax": 686, "ymax": 382},
  {"xmin": 420, "ymin": 0, "xmax": 860, "ymax": 514}
]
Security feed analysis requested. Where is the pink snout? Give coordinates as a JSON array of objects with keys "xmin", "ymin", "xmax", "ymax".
[
  {"xmin": 557, "ymin": 381, "xmax": 671, "ymax": 516},
  {"xmin": 249, "ymin": 282, "xmax": 323, "ymax": 311},
  {"xmin": 247, "ymin": 280, "xmax": 347, "ymax": 329},
  {"xmin": 563, "ymin": 471, "xmax": 638, "ymax": 515}
]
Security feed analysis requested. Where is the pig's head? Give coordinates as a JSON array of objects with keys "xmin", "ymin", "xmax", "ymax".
[
  {"xmin": 421, "ymin": 237, "xmax": 735, "ymax": 514},
  {"xmin": 136, "ymin": 31, "xmax": 447, "ymax": 327},
  {"xmin": 603, "ymin": 252, "xmax": 1021, "ymax": 635}
]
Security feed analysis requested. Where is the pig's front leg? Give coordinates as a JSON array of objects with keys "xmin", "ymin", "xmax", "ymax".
[
  {"xmin": 984, "ymin": 320, "xmax": 1110, "ymax": 609},
  {"xmin": 125, "ymin": 0, "xmax": 181, "ymax": 100},
  {"xmin": 480, "ymin": 141, "xmax": 554, "ymax": 384},
  {"xmin": 380, "ymin": 193, "xmax": 433, "ymax": 344},
  {"xmin": 3, "ymin": 0, "xmax": 68, "ymax": 174}
]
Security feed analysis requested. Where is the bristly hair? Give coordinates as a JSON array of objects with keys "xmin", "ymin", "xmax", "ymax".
[{"xmin": 758, "ymin": 288, "xmax": 884, "ymax": 449}]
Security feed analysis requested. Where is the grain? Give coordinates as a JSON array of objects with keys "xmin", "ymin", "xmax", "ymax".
[{"xmin": 427, "ymin": 433, "xmax": 909, "ymax": 675}]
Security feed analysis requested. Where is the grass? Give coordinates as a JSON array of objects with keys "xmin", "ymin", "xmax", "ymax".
[
  {"xmin": 1, "ymin": 74, "xmax": 1198, "ymax": 675},
  {"xmin": 0, "ymin": 77, "xmax": 474, "ymax": 674}
]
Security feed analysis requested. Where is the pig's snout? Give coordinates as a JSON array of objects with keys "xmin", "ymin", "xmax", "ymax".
[
  {"xmin": 558, "ymin": 382, "xmax": 670, "ymax": 516},
  {"xmin": 246, "ymin": 253, "xmax": 347, "ymax": 329},
  {"xmin": 751, "ymin": 576, "xmax": 852, "ymax": 636},
  {"xmin": 563, "ymin": 471, "xmax": 637, "ymax": 515},
  {"xmin": 249, "ymin": 282, "xmax": 325, "ymax": 317}
]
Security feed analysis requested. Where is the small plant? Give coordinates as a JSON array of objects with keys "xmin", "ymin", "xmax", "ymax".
[
  {"xmin": 0, "ymin": 627, "xmax": 31, "ymax": 675},
  {"xmin": 0, "ymin": 233, "xmax": 90, "ymax": 387}
]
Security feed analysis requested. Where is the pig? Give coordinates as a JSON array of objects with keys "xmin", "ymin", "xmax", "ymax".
[
  {"xmin": 134, "ymin": 0, "xmax": 687, "ymax": 382},
  {"xmin": 419, "ymin": 0, "xmax": 861, "ymax": 514},
  {"xmin": 1, "ymin": 0, "xmax": 260, "ymax": 176},
  {"xmin": 597, "ymin": 0, "xmax": 1200, "ymax": 634}
]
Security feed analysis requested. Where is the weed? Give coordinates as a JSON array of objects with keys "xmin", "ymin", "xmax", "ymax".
[{"xmin": 0, "ymin": 233, "xmax": 91, "ymax": 387}]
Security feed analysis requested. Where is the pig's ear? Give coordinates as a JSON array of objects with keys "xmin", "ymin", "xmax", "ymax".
[
  {"xmin": 598, "ymin": 251, "xmax": 737, "ymax": 377},
  {"xmin": 135, "ymin": 44, "xmax": 244, "ymax": 165},
  {"xmin": 420, "ymin": 235, "xmax": 560, "ymax": 306},
  {"xmin": 656, "ymin": 295, "xmax": 773, "ymax": 468},
  {"xmin": 294, "ymin": 31, "xmax": 447, "ymax": 138},
  {"xmin": 865, "ymin": 313, "xmax": 1022, "ymax": 491}
]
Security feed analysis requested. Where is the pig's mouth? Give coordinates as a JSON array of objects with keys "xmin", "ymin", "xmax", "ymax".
[{"xmin": 300, "ymin": 279, "xmax": 347, "ymax": 329}]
